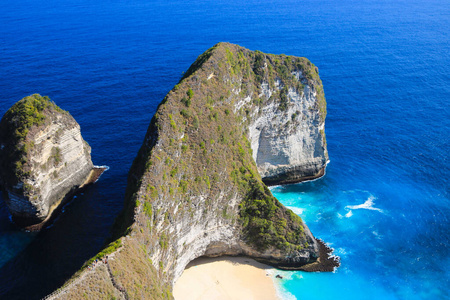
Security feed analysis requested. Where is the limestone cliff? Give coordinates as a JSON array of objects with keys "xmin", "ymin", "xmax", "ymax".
[
  {"xmin": 0, "ymin": 94, "xmax": 95, "ymax": 230},
  {"xmin": 247, "ymin": 54, "xmax": 328, "ymax": 185},
  {"xmin": 48, "ymin": 43, "xmax": 334, "ymax": 299}
]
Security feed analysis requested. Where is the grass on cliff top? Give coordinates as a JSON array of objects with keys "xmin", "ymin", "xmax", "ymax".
[
  {"xmin": 1, "ymin": 94, "xmax": 65, "ymax": 141},
  {"xmin": 67, "ymin": 43, "xmax": 322, "ymax": 300},
  {"xmin": 183, "ymin": 42, "xmax": 326, "ymax": 119},
  {"xmin": 0, "ymin": 94, "xmax": 67, "ymax": 187},
  {"xmin": 113, "ymin": 43, "xmax": 315, "ymax": 254},
  {"xmin": 109, "ymin": 240, "xmax": 173, "ymax": 299}
]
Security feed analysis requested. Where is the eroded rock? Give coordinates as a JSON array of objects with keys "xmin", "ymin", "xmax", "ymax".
[
  {"xmin": 47, "ymin": 43, "xmax": 334, "ymax": 299},
  {"xmin": 0, "ymin": 94, "xmax": 95, "ymax": 230}
]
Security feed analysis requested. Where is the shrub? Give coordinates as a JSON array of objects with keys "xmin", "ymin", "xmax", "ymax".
[
  {"xmin": 82, "ymin": 239, "xmax": 122, "ymax": 269},
  {"xmin": 187, "ymin": 88, "xmax": 194, "ymax": 99},
  {"xmin": 181, "ymin": 97, "xmax": 191, "ymax": 107},
  {"xmin": 143, "ymin": 202, "xmax": 152, "ymax": 217},
  {"xmin": 192, "ymin": 116, "xmax": 199, "ymax": 129}
]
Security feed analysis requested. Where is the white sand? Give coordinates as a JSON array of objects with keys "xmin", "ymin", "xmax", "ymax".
[{"xmin": 173, "ymin": 256, "xmax": 280, "ymax": 300}]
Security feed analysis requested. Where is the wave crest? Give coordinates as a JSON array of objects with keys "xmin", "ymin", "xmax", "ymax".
[{"xmin": 345, "ymin": 196, "xmax": 383, "ymax": 213}]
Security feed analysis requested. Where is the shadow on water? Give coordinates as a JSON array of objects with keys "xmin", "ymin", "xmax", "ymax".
[{"xmin": 0, "ymin": 171, "xmax": 124, "ymax": 300}]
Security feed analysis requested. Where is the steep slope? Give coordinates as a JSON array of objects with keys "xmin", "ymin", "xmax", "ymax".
[
  {"xmin": 49, "ymin": 43, "xmax": 335, "ymax": 299},
  {"xmin": 0, "ymin": 94, "xmax": 96, "ymax": 230}
]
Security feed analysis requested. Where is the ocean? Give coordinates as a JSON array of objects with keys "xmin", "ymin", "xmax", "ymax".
[{"xmin": 0, "ymin": 0, "xmax": 448, "ymax": 299}]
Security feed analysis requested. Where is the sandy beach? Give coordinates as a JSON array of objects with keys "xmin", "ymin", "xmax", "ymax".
[{"xmin": 173, "ymin": 256, "xmax": 280, "ymax": 300}]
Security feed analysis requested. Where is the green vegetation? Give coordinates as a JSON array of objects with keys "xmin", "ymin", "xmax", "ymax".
[
  {"xmin": 159, "ymin": 233, "xmax": 168, "ymax": 249},
  {"xmin": 279, "ymin": 86, "xmax": 289, "ymax": 111},
  {"xmin": 180, "ymin": 44, "xmax": 218, "ymax": 81},
  {"xmin": 143, "ymin": 202, "xmax": 152, "ymax": 217},
  {"xmin": 180, "ymin": 109, "xmax": 190, "ymax": 118},
  {"xmin": 93, "ymin": 43, "xmax": 325, "ymax": 299},
  {"xmin": 239, "ymin": 179, "xmax": 306, "ymax": 251},
  {"xmin": 0, "ymin": 94, "xmax": 68, "ymax": 188},
  {"xmin": 192, "ymin": 115, "xmax": 199, "ymax": 129},
  {"xmin": 51, "ymin": 146, "xmax": 62, "ymax": 165},
  {"xmin": 186, "ymin": 88, "xmax": 194, "ymax": 99},
  {"xmin": 168, "ymin": 114, "xmax": 176, "ymax": 130},
  {"xmin": 82, "ymin": 239, "xmax": 122, "ymax": 270},
  {"xmin": 181, "ymin": 97, "xmax": 191, "ymax": 107}
]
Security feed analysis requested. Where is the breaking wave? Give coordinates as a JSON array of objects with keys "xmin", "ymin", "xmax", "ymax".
[{"xmin": 345, "ymin": 196, "xmax": 383, "ymax": 213}]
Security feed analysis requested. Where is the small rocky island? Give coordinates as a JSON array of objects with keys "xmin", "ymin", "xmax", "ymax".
[
  {"xmin": 44, "ymin": 43, "xmax": 338, "ymax": 299},
  {"xmin": 0, "ymin": 94, "xmax": 102, "ymax": 231}
]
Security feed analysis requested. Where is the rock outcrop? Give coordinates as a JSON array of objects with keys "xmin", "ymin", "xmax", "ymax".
[
  {"xmin": 48, "ymin": 43, "xmax": 335, "ymax": 299},
  {"xmin": 0, "ymin": 94, "xmax": 95, "ymax": 230},
  {"xmin": 248, "ymin": 61, "xmax": 328, "ymax": 185}
]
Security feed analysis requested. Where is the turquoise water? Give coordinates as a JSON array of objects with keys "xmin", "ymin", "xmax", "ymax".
[
  {"xmin": 272, "ymin": 176, "xmax": 448, "ymax": 299},
  {"xmin": 0, "ymin": 0, "xmax": 448, "ymax": 298}
]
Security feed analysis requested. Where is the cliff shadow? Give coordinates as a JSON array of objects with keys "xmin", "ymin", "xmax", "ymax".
[{"xmin": 0, "ymin": 171, "xmax": 123, "ymax": 300}]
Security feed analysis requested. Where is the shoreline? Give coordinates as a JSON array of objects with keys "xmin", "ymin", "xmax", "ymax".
[
  {"xmin": 173, "ymin": 256, "xmax": 280, "ymax": 300},
  {"xmin": 19, "ymin": 166, "xmax": 107, "ymax": 231},
  {"xmin": 299, "ymin": 239, "xmax": 340, "ymax": 272},
  {"xmin": 263, "ymin": 166, "xmax": 326, "ymax": 186},
  {"xmin": 173, "ymin": 240, "xmax": 340, "ymax": 300}
]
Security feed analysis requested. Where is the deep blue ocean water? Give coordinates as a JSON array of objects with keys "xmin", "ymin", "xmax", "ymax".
[{"xmin": 0, "ymin": 0, "xmax": 448, "ymax": 299}]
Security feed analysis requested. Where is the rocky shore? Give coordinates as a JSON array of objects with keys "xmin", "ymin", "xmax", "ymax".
[
  {"xmin": 0, "ymin": 94, "xmax": 103, "ymax": 231},
  {"xmin": 300, "ymin": 239, "xmax": 340, "ymax": 272},
  {"xmin": 21, "ymin": 166, "xmax": 107, "ymax": 232},
  {"xmin": 43, "ymin": 43, "xmax": 336, "ymax": 299}
]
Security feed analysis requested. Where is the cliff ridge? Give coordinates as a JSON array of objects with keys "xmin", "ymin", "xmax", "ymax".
[{"xmin": 47, "ymin": 43, "xmax": 336, "ymax": 299}]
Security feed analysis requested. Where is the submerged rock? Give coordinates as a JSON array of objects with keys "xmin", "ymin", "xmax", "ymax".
[
  {"xmin": 0, "ymin": 94, "xmax": 96, "ymax": 230},
  {"xmin": 48, "ymin": 43, "xmax": 332, "ymax": 299}
]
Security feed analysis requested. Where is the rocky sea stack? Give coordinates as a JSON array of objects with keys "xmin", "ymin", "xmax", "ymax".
[
  {"xmin": 0, "ymin": 94, "xmax": 98, "ymax": 230},
  {"xmin": 46, "ymin": 43, "xmax": 336, "ymax": 299}
]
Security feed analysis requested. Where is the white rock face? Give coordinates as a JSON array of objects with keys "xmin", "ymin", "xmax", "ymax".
[
  {"xmin": 141, "ymin": 182, "xmax": 317, "ymax": 284},
  {"xmin": 128, "ymin": 45, "xmax": 327, "ymax": 284},
  {"xmin": 0, "ymin": 100, "xmax": 93, "ymax": 228},
  {"xmin": 129, "ymin": 66, "xmax": 325, "ymax": 286},
  {"xmin": 41, "ymin": 43, "xmax": 331, "ymax": 299},
  {"xmin": 24, "ymin": 119, "xmax": 92, "ymax": 220},
  {"xmin": 161, "ymin": 193, "xmax": 241, "ymax": 282},
  {"xmin": 248, "ymin": 75, "xmax": 328, "ymax": 185}
]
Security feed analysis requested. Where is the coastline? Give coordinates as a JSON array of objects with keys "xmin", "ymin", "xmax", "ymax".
[
  {"xmin": 263, "ymin": 167, "xmax": 326, "ymax": 187},
  {"xmin": 300, "ymin": 239, "xmax": 340, "ymax": 272},
  {"xmin": 173, "ymin": 256, "xmax": 280, "ymax": 300},
  {"xmin": 20, "ymin": 166, "xmax": 107, "ymax": 231}
]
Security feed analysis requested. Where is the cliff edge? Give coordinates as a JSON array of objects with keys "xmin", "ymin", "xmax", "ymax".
[
  {"xmin": 47, "ymin": 43, "xmax": 334, "ymax": 299},
  {"xmin": 0, "ymin": 94, "xmax": 96, "ymax": 230}
]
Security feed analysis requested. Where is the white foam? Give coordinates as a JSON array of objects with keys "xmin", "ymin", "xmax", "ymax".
[
  {"xmin": 267, "ymin": 269, "xmax": 298, "ymax": 300},
  {"xmin": 345, "ymin": 196, "xmax": 383, "ymax": 213},
  {"xmin": 94, "ymin": 165, "xmax": 110, "ymax": 171},
  {"xmin": 297, "ymin": 167, "xmax": 328, "ymax": 184},
  {"xmin": 345, "ymin": 210, "xmax": 353, "ymax": 218},
  {"xmin": 335, "ymin": 247, "xmax": 347, "ymax": 256},
  {"xmin": 93, "ymin": 165, "xmax": 110, "ymax": 183},
  {"xmin": 286, "ymin": 206, "xmax": 304, "ymax": 215},
  {"xmin": 268, "ymin": 185, "xmax": 282, "ymax": 190},
  {"xmin": 372, "ymin": 231, "xmax": 383, "ymax": 239}
]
